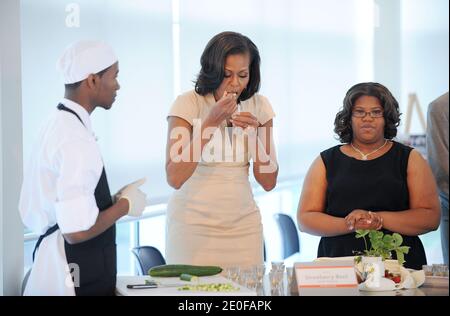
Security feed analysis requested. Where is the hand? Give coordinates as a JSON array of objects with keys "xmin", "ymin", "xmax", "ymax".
[
  {"xmin": 115, "ymin": 178, "xmax": 147, "ymax": 217},
  {"xmin": 354, "ymin": 211, "xmax": 383, "ymax": 231},
  {"xmin": 205, "ymin": 91, "xmax": 238, "ymax": 126},
  {"xmin": 345, "ymin": 209, "xmax": 383, "ymax": 231},
  {"xmin": 230, "ymin": 111, "xmax": 260, "ymax": 132}
]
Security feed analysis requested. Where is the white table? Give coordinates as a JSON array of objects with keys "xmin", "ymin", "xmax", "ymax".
[
  {"xmin": 116, "ymin": 275, "xmax": 257, "ymax": 296},
  {"xmin": 276, "ymin": 255, "xmax": 449, "ymax": 296}
]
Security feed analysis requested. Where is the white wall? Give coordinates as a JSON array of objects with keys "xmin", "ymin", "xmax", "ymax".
[
  {"xmin": 0, "ymin": 31, "xmax": 3, "ymax": 294},
  {"xmin": 400, "ymin": 0, "xmax": 449, "ymax": 135},
  {"xmin": 0, "ymin": 0, "xmax": 24, "ymax": 296},
  {"xmin": 374, "ymin": 0, "xmax": 402, "ymax": 98}
]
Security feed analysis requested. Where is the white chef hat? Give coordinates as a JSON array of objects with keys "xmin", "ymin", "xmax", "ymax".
[{"xmin": 57, "ymin": 40, "xmax": 118, "ymax": 84}]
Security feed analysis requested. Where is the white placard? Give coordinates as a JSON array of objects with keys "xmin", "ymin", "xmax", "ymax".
[{"xmin": 294, "ymin": 261, "xmax": 358, "ymax": 296}]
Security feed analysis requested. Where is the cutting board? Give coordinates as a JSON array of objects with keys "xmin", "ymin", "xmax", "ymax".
[{"xmin": 116, "ymin": 275, "xmax": 257, "ymax": 296}]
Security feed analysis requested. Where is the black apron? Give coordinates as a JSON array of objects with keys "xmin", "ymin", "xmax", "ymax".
[{"xmin": 33, "ymin": 103, "xmax": 117, "ymax": 296}]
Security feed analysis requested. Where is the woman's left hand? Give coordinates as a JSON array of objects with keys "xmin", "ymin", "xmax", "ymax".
[
  {"xmin": 345, "ymin": 209, "xmax": 383, "ymax": 231},
  {"xmin": 230, "ymin": 112, "xmax": 260, "ymax": 132}
]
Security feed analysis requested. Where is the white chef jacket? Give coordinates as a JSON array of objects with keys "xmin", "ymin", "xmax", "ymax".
[{"xmin": 19, "ymin": 98, "xmax": 104, "ymax": 295}]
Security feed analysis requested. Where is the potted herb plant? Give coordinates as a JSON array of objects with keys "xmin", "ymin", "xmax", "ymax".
[
  {"xmin": 354, "ymin": 230, "xmax": 410, "ymax": 286},
  {"xmin": 355, "ymin": 230, "xmax": 410, "ymax": 264}
]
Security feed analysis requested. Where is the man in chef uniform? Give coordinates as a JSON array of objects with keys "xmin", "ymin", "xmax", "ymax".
[{"xmin": 19, "ymin": 40, "xmax": 147, "ymax": 296}]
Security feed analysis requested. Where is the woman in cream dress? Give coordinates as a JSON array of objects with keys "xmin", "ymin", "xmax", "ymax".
[{"xmin": 165, "ymin": 32, "xmax": 278, "ymax": 268}]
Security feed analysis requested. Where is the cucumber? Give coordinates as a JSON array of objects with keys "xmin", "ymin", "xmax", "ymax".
[
  {"xmin": 180, "ymin": 273, "xmax": 199, "ymax": 282},
  {"xmin": 148, "ymin": 264, "xmax": 223, "ymax": 277}
]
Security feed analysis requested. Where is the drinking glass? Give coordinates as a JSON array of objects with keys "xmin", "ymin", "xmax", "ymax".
[{"xmin": 269, "ymin": 270, "xmax": 284, "ymax": 296}]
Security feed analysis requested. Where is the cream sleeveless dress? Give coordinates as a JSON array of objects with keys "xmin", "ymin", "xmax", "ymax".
[{"xmin": 166, "ymin": 90, "xmax": 275, "ymax": 268}]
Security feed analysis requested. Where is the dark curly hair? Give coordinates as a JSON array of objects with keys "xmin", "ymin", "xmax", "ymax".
[
  {"xmin": 194, "ymin": 31, "xmax": 261, "ymax": 102},
  {"xmin": 334, "ymin": 82, "xmax": 401, "ymax": 143}
]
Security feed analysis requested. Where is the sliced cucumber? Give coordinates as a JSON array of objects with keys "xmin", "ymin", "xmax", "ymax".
[{"xmin": 180, "ymin": 273, "xmax": 199, "ymax": 282}]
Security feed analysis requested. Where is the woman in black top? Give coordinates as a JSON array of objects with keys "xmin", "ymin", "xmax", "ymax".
[{"xmin": 297, "ymin": 82, "xmax": 440, "ymax": 270}]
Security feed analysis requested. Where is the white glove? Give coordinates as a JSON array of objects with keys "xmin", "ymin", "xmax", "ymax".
[{"xmin": 115, "ymin": 178, "xmax": 147, "ymax": 217}]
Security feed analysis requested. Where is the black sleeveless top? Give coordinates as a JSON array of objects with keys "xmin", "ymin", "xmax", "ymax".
[{"xmin": 317, "ymin": 141, "xmax": 427, "ymax": 270}]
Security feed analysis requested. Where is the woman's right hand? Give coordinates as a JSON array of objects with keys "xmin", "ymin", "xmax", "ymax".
[{"xmin": 205, "ymin": 91, "xmax": 238, "ymax": 126}]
